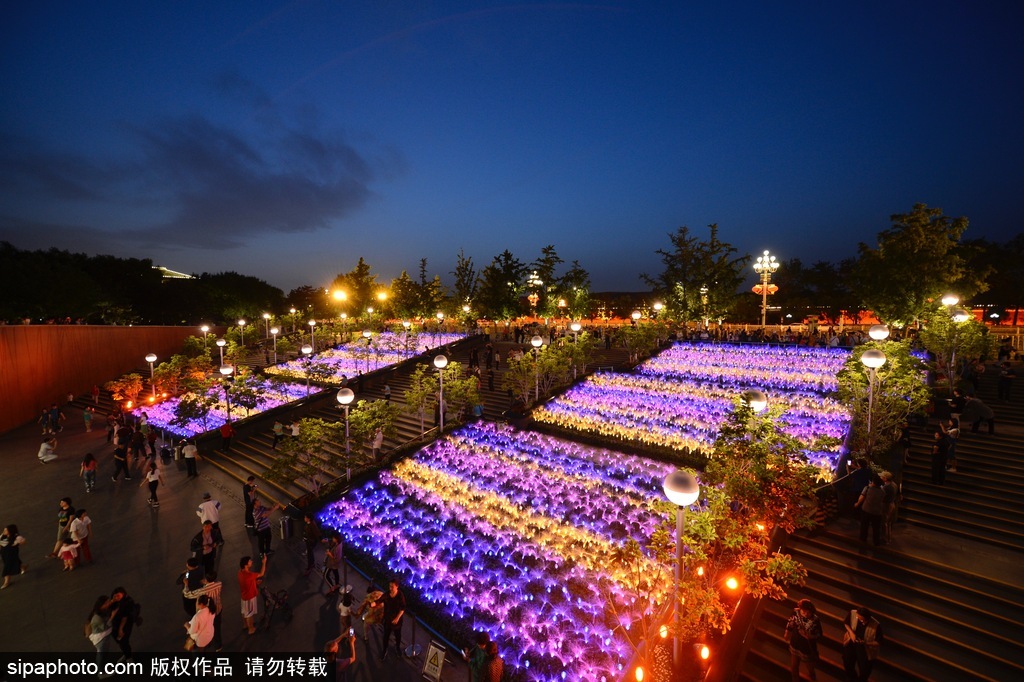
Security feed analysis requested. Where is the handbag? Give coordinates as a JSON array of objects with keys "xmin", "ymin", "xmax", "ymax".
[{"xmin": 184, "ymin": 636, "xmax": 196, "ymax": 651}]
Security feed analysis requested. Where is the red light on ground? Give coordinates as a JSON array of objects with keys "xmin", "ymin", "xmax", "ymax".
[{"xmin": 700, "ymin": 645, "xmax": 710, "ymax": 660}]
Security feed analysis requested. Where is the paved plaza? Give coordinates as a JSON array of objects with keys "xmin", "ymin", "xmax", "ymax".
[{"xmin": 0, "ymin": 407, "xmax": 470, "ymax": 681}]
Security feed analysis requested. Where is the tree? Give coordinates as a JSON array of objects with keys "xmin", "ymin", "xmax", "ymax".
[
  {"xmin": 228, "ymin": 372, "xmax": 269, "ymax": 417},
  {"xmin": 642, "ymin": 224, "xmax": 748, "ymax": 325},
  {"xmin": 330, "ymin": 258, "xmax": 378, "ymax": 316},
  {"xmin": 389, "ymin": 271, "xmax": 420, "ymax": 320},
  {"xmin": 347, "ymin": 399, "xmax": 401, "ymax": 461},
  {"xmin": 965, "ymin": 235, "xmax": 1024, "ymax": 324},
  {"xmin": 919, "ymin": 309, "xmax": 994, "ymax": 395},
  {"xmin": 416, "ymin": 258, "xmax": 446, "ymax": 317},
  {"xmin": 450, "ymin": 249, "xmax": 478, "ymax": 307},
  {"xmin": 854, "ymin": 203, "xmax": 988, "ymax": 327},
  {"xmin": 171, "ymin": 381, "xmax": 219, "ymax": 435},
  {"xmin": 558, "ymin": 260, "xmax": 593, "ymax": 320},
  {"xmin": 264, "ymin": 417, "xmax": 348, "ymax": 497},
  {"xmin": 836, "ymin": 340, "xmax": 931, "ymax": 461},
  {"xmin": 476, "ymin": 250, "xmax": 528, "ymax": 320},
  {"xmin": 153, "ymin": 354, "xmax": 210, "ymax": 396},
  {"xmin": 438, "ymin": 361, "xmax": 482, "ymax": 422},
  {"xmin": 530, "ymin": 245, "xmax": 564, "ymax": 319},
  {"xmin": 404, "ymin": 364, "xmax": 438, "ymax": 437},
  {"xmin": 105, "ymin": 374, "xmax": 143, "ymax": 407},
  {"xmin": 621, "ymin": 322, "xmax": 665, "ymax": 362}
]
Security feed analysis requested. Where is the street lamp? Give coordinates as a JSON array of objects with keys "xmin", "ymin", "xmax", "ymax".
[
  {"xmin": 653, "ymin": 301, "xmax": 664, "ymax": 319},
  {"xmin": 362, "ymin": 330, "xmax": 372, "ymax": 372},
  {"xmin": 336, "ymin": 388, "xmax": 355, "ymax": 482},
  {"xmin": 434, "ymin": 354, "xmax": 448, "ymax": 432},
  {"xmin": 402, "ymin": 320, "xmax": 411, "ymax": 352},
  {"xmin": 270, "ymin": 327, "xmax": 279, "ymax": 364},
  {"xmin": 340, "ymin": 313, "xmax": 348, "ymax": 342},
  {"xmin": 436, "ymin": 312, "xmax": 444, "ymax": 345},
  {"xmin": 301, "ymin": 344, "xmax": 313, "ymax": 395},
  {"xmin": 215, "ymin": 338, "xmax": 226, "ymax": 365},
  {"xmin": 238, "ymin": 319, "xmax": 246, "ymax": 346},
  {"xmin": 199, "ymin": 325, "xmax": 210, "ymax": 345},
  {"xmin": 752, "ymin": 250, "xmax": 780, "ymax": 329},
  {"xmin": 308, "ymin": 320, "xmax": 317, "ymax": 353},
  {"xmin": 289, "ymin": 307, "xmax": 297, "ymax": 333},
  {"xmin": 570, "ymin": 322, "xmax": 582, "ymax": 379},
  {"xmin": 531, "ymin": 335, "xmax": 543, "ymax": 401},
  {"xmin": 941, "ymin": 293, "xmax": 959, "ymax": 307},
  {"xmin": 262, "ymin": 313, "xmax": 271, "ymax": 339},
  {"xmin": 700, "ymin": 284, "xmax": 710, "ymax": 330},
  {"xmin": 219, "ymin": 365, "xmax": 234, "ymax": 419},
  {"xmin": 740, "ymin": 389, "xmax": 768, "ymax": 413},
  {"xmin": 868, "ymin": 325, "xmax": 890, "ymax": 341},
  {"xmin": 631, "ymin": 310, "xmax": 641, "ymax": 324},
  {"xmin": 663, "ymin": 469, "xmax": 701, "ymax": 671},
  {"xmin": 861, "ymin": 349, "xmax": 887, "ymax": 455},
  {"xmin": 145, "ymin": 353, "xmax": 157, "ymax": 398}
]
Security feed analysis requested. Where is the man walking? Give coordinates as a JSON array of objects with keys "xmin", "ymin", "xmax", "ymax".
[
  {"xmin": 243, "ymin": 476, "xmax": 258, "ymax": 529},
  {"xmin": 379, "ymin": 579, "xmax": 407, "ymax": 662},
  {"xmin": 238, "ymin": 556, "xmax": 268, "ymax": 635},
  {"xmin": 252, "ymin": 498, "xmax": 286, "ymax": 558},
  {"xmin": 108, "ymin": 587, "xmax": 137, "ymax": 663},
  {"xmin": 190, "ymin": 520, "xmax": 224, "ymax": 575},
  {"xmin": 196, "ymin": 492, "xmax": 221, "ymax": 531},
  {"xmin": 182, "ymin": 439, "xmax": 200, "ymax": 477}
]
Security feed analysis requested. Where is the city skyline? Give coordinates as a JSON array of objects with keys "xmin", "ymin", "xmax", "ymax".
[{"xmin": 2, "ymin": 2, "xmax": 1021, "ymax": 292}]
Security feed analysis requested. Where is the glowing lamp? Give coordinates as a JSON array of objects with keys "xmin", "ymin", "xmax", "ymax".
[
  {"xmin": 659, "ymin": 625, "xmax": 668, "ymax": 638},
  {"xmin": 952, "ymin": 309, "xmax": 971, "ymax": 323},
  {"xmin": 570, "ymin": 322, "xmax": 582, "ymax": 333},
  {"xmin": 308, "ymin": 320, "xmax": 316, "ymax": 328},
  {"xmin": 868, "ymin": 324, "xmax": 889, "ymax": 341},
  {"xmin": 219, "ymin": 365, "xmax": 233, "ymax": 377},
  {"xmin": 362, "ymin": 330, "xmax": 372, "ymax": 340},
  {"xmin": 635, "ymin": 667, "xmax": 644, "ymax": 682},
  {"xmin": 270, "ymin": 327, "xmax": 279, "ymax": 335},
  {"xmin": 336, "ymin": 388, "xmax": 354, "ymax": 405},
  {"xmin": 199, "ymin": 325, "xmax": 209, "ymax": 334},
  {"xmin": 631, "ymin": 311, "xmax": 641, "ymax": 321},
  {"xmin": 301, "ymin": 344, "xmax": 312, "ymax": 356},
  {"xmin": 941, "ymin": 293, "xmax": 959, "ymax": 306},
  {"xmin": 725, "ymin": 576, "xmax": 739, "ymax": 590},
  {"xmin": 662, "ymin": 469, "xmax": 699, "ymax": 507},
  {"xmin": 531, "ymin": 335, "xmax": 543, "ymax": 349},
  {"xmin": 434, "ymin": 355, "xmax": 448, "ymax": 370},
  {"xmin": 700, "ymin": 645, "xmax": 710, "ymax": 660},
  {"xmin": 741, "ymin": 389, "xmax": 768, "ymax": 413},
  {"xmin": 215, "ymin": 338, "xmax": 226, "ymax": 348},
  {"xmin": 145, "ymin": 353, "xmax": 157, "ymax": 363},
  {"xmin": 860, "ymin": 349, "xmax": 887, "ymax": 369}
]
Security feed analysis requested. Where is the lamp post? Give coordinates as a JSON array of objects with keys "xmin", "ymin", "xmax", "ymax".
[
  {"xmin": 238, "ymin": 319, "xmax": 246, "ymax": 346},
  {"xmin": 653, "ymin": 301, "xmax": 664, "ymax": 319},
  {"xmin": 663, "ymin": 469, "xmax": 701, "ymax": 672},
  {"xmin": 753, "ymin": 250, "xmax": 780, "ymax": 329},
  {"xmin": 362, "ymin": 330, "xmax": 372, "ymax": 372},
  {"xmin": 861, "ymin": 349, "xmax": 887, "ymax": 455},
  {"xmin": 300, "ymin": 344, "xmax": 313, "ymax": 395},
  {"xmin": 262, "ymin": 313, "xmax": 271, "ymax": 339},
  {"xmin": 434, "ymin": 354, "xmax": 448, "ymax": 432},
  {"xmin": 402, "ymin": 320, "xmax": 411, "ymax": 352},
  {"xmin": 145, "ymin": 353, "xmax": 157, "ymax": 398},
  {"xmin": 570, "ymin": 322, "xmax": 582, "ymax": 379},
  {"xmin": 219, "ymin": 365, "xmax": 234, "ymax": 419},
  {"xmin": 289, "ymin": 308, "xmax": 297, "ymax": 333},
  {"xmin": 340, "ymin": 313, "xmax": 348, "ymax": 343},
  {"xmin": 200, "ymin": 325, "xmax": 209, "ymax": 345},
  {"xmin": 699, "ymin": 286, "xmax": 709, "ymax": 329},
  {"xmin": 631, "ymin": 310, "xmax": 641, "ymax": 325},
  {"xmin": 308, "ymin": 320, "xmax": 317, "ymax": 353},
  {"xmin": 336, "ymin": 388, "xmax": 355, "ymax": 482},
  {"xmin": 270, "ymin": 327, "xmax": 279, "ymax": 364},
  {"xmin": 215, "ymin": 338, "xmax": 226, "ymax": 366},
  {"xmin": 740, "ymin": 388, "xmax": 769, "ymax": 414},
  {"xmin": 941, "ymin": 294, "xmax": 970, "ymax": 395},
  {"xmin": 868, "ymin": 325, "xmax": 889, "ymax": 342},
  {"xmin": 531, "ymin": 335, "xmax": 543, "ymax": 402}
]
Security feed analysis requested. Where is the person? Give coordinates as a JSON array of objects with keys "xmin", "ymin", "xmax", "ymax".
[
  {"xmin": 997, "ymin": 361, "xmax": 1016, "ymax": 401},
  {"xmin": 252, "ymin": 498, "xmax": 286, "ymax": 557},
  {"xmin": 463, "ymin": 631, "xmax": 490, "ymax": 681},
  {"xmin": 337, "ymin": 585, "xmax": 355, "ymax": 630},
  {"xmin": 290, "ymin": 421, "xmax": 300, "ymax": 439},
  {"xmin": 383, "ymin": 383, "xmax": 391, "ymax": 402},
  {"xmin": 324, "ymin": 629, "xmax": 357, "ymax": 675},
  {"xmin": 243, "ymin": 476, "xmax": 258, "ymax": 528},
  {"xmin": 185, "ymin": 594, "xmax": 216, "ymax": 650},
  {"xmin": 1, "ymin": 524, "xmax": 27, "ymax": 589},
  {"xmin": 354, "ymin": 587, "xmax": 384, "ymax": 642},
  {"xmin": 379, "ymin": 579, "xmax": 407, "ymax": 661},
  {"xmin": 179, "ymin": 557, "xmax": 206, "ymax": 616},
  {"xmin": 91, "ymin": 384, "xmax": 101, "ymax": 405},
  {"xmin": 961, "ymin": 396, "xmax": 996, "ymax": 434},
  {"xmin": 69, "ymin": 508, "xmax": 93, "ymax": 564},
  {"xmin": 48, "ymin": 403, "xmax": 67, "ymax": 433},
  {"xmin": 879, "ymin": 472, "xmax": 899, "ymax": 544},
  {"xmin": 80, "ymin": 453, "xmax": 98, "ymax": 492},
  {"xmin": 182, "ymin": 439, "xmax": 200, "ymax": 477},
  {"xmin": 106, "ymin": 413, "xmax": 117, "ymax": 444},
  {"xmin": 192, "ymin": 570, "xmax": 223, "ymax": 651},
  {"xmin": 941, "ymin": 417, "xmax": 960, "ymax": 473},
  {"xmin": 49, "ymin": 498, "xmax": 75, "ymax": 558},
  {"xmin": 139, "ymin": 462, "xmax": 164, "ymax": 507},
  {"xmin": 108, "ymin": 587, "xmax": 137, "ymax": 663},
  {"xmin": 842, "ymin": 607, "xmax": 883, "ymax": 681},
  {"xmin": 842, "ymin": 458, "xmax": 870, "ymax": 514},
  {"xmin": 220, "ymin": 420, "xmax": 235, "ymax": 452},
  {"xmin": 854, "ymin": 475, "xmax": 885, "ymax": 546},
  {"xmin": 191, "ymin": 492, "xmax": 220, "ymax": 530},
  {"xmin": 111, "ymin": 438, "xmax": 131, "ymax": 482},
  {"xmin": 38, "ymin": 408, "xmax": 50, "ymax": 435},
  {"xmin": 302, "ymin": 515, "xmax": 321, "ymax": 575},
  {"xmin": 786, "ymin": 599, "xmax": 822, "ymax": 681},
  {"xmin": 83, "ymin": 406, "xmax": 93, "ymax": 432},
  {"xmin": 323, "ymin": 535, "xmax": 341, "ymax": 592},
  {"xmin": 948, "ymin": 388, "xmax": 966, "ymax": 422},
  {"xmin": 238, "ymin": 555, "xmax": 268, "ymax": 635},
  {"xmin": 191, "ymin": 520, "xmax": 224, "ymax": 575},
  {"xmin": 271, "ymin": 420, "xmax": 284, "ymax": 449},
  {"xmin": 483, "ymin": 640, "xmax": 504, "ymax": 682},
  {"xmin": 38, "ymin": 436, "xmax": 58, "ymax": 463},
  {"xmin": 372, "ymin": 427, "xmax": 384, "ymax": 459},
  {"xmin": 85, "ymin": 595, "xmax": 113, "ymax": 666},
  {"xmin": 59, "ymin": 533, "xmax": 80, "ymax": 571},
  {"xmin": 930, "ymin": 429, "xmax": 951, "ymax": 485}
]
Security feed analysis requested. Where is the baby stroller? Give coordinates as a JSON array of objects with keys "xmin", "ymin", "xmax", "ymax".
[{"xmin": 258, "ymin": 581, "xmax": 292, "ymax": 630}]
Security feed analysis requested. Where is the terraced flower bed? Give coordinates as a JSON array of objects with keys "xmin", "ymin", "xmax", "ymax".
[{"xmin": 318, "ymin": 421, "xmax": 678, "ymax": 682}]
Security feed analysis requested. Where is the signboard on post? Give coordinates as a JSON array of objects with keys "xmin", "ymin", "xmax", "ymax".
[{"xmin": 421, "ymin": 640, "xmax": 446, "ymax": 681}]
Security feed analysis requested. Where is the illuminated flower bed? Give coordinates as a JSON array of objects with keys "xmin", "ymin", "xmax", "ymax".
[
  {"xmin": 129, "ymin": 379, "xmax": 309, "ymax": 438},
  {"xmin": 265, "ymin": 331, "xmax": 466, "ymax": 384},
  {"xmin": 319, "ymin": 421, "xmax": 678, "ymax": 682},
  {"xmin": 534, "ymin": 343, "xmax": 851, "ymax": 469}
]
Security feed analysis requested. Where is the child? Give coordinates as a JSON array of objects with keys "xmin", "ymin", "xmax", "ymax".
[{"xmin": 59, "ymin": 534, "xmax": 80, "ymax": 571}]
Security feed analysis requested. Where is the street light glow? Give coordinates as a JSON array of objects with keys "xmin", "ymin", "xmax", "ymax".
[{"xmin": 868, "ymin": 324, "xmax": 889, "ymax": 341}]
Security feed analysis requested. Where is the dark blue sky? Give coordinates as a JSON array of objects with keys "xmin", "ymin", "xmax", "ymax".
[{"xmin": 2, "ymin": 1, "xmax": 1021, "ymax": 292}]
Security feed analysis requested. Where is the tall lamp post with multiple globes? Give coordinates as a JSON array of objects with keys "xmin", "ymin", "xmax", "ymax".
[
  {"xmin": 752, "ymin": 250, "xmax": 780, "ymax": 329},
  {"xmin": 145, "ymin": 353, "xmax": 157, "ymax": 399},
  {"xmin": 531, "ymin": 335, "xmax": 543, "ymax": 401},
  {"xmin": 662, "ymin": 469, "xmax": 701, "ymax": 672},
  {"xmin": 270, "ymin": 327, "xmax": 279, "ymax": 364},
  {"xmin": 434, "ymin": 354, "xmax": 448, "ymax": 432},
  {"xmin": 219, "ymin": 365, "xmax": 234, "ymax": 419}
]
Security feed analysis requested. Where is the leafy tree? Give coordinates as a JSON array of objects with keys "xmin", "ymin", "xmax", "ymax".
[
  {"xmin": 404, "ymin": 364, "xmax": 438, "ymax": 437},
  {"xmin": 416, "ymin": 258, "xmax": 447, "ymax": 317},
  {"xmin": 854, "ymin": 203, "xmax": 988, "ymax": 327},
  {"xmin": 264, "ymin": 417, "xmax": 348, "ymax": 497},
  {"xmin": 438, "ymin": 360, "xmax": 482, "ymax": 423},
  {"xmin": 476, "ymin": 250, "xmax": 528, "ymax": 320},
  {"xmin": 965, "ymin": 235, "xmax": 1024, "ymax": 322},
  {"xmin": 836, "ymin": 340, "xmax": 931, "ymax": 460},
  {"xmin": 642, "ymin": 224, "xmax": 749, "ymax": 325},
  {"xmin": 621, "ymin": 322, "xmax": 664, "ymax": 362},
  {"xmin": 531, "ymin": 245, "xmax": 564, "ymax": 319},
  {"xmin": 228, "ymin": 372, "xmax": 269, "ymax": 417},
  {"xmin": 501, "ymin": 352, "xmax": 536, "ymax": 405},
  {"xmin": 450, "ymin": 249, "xmax": 478, "ymax": 306},
  {"xmin": 558, "ymin": 260, "xmax": 593, "ymax": 320},
  {"xmin": 171, "ymin": 383, "xmax": 219, "ymax": 434},
  {"xmin": 348, "ymin": 399, "xmax": 401, "ymax": 459},
  {"xmin": 153, "ymin": 354, "xmax": 210, "ymax": 396},
  {"xmin": 563, "ymin": 330, "xmax": 599, "ymax": 378},
  {"xmin": 389, "ymin": 270, "xmax": 420, "ymax": 320},
  {"xmin": 919, "ymin": 309, "xmax": 994, "ymax": 395},
  {"xmin": 330, "ymin": 258, "xmax": 378, "ymax": 317},
  {"xmin": 105, "ymin": 374, "xmax": 144, "ymax": 407}
]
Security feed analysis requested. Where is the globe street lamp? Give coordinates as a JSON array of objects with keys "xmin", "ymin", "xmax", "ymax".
[
  {"xmin": 219, "ymin": 364, "xmax": 234, "ymax": 419},
  {"xmin": 402, "ymin": 320, "xmax": 411, "ymax": 352},
  {"xmin": 289, "ymin": 307, "xmax": 297, "ymax": 333},
  {"xmin": 270, "ymin": 327, "xmax": 279, "ymax": 364},
  {"xmin": 145, "ymin": 353, "xmax": 157, "ymax": 398},
  {"xmin": 215, "ymin": 338, "xmax": 226, "ymax": 366},
  {"xmin": 570, "ymin": 322, "xmax": 582, "ymax": 379},
  {"xmin": 308, "ymin": 320, "xmax": 317, "ymax": 353},
  {"xmin": 238, "ymin": 319, "xmax": 246, "ymax": 346},
  {"xmin": 753, "ymin": 250, "xmax": 780, "ymax": 329},
  {"xmin": 434, "ymin": 355, "xmax": 448, "ymax": 432},
  {"xmin": 699, "ymin": 285, "xmax": 709, "ymax": 329},
  {"xmin": 531, "ymin": 335, "xmax": 543, "ymax": 401},
  {"xmin": 653, "ymin": 301, "xmax": 664, "ymax": 319},
  {"xmin": 336, "ymin": 388, "xmax": 355, "ymax": 482},
  {"xmin": 868, "ymin": 325, "xmax": 890, "ymax": 341},
  {"xmin": 340, "ymin": 313, "xmax": 348, "ymax": 342},
  {"xmin": 301, "ymin": 344, "xmax": 313, "ymax": 395},
  {"xmin": 740, "ymin": 388, "xmax": 769, "ymax": 414},
  {"xmin": 861, "ymin": 349, "xmax": 887, "ymax": 455},
  {"xmin": 362, "ymin": 330, "xmax": 372, "ymax": 372},
  {"xmin": 262, "ymin": 313, "xmax": 271, "ymax": 339},
  {"xmin": 199, "ymin": 325, "xmax": 210, "ymax": 345},
  {"xmin": 436, "ymin": 312, "xmax": 444, "ymax": 345},
  {"xmin": 631, "ymin": 310, "xmax": 641, "ymax": 324},
  {"xmin": 663, "ymin": 469, "xmax": 701, "ymax": 671}
]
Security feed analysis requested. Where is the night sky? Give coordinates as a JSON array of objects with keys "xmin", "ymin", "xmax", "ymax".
[{"xmin": 2, "ymin": 1, "xmax": 1021, "ymax": 292}]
